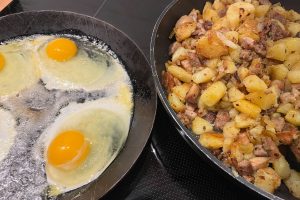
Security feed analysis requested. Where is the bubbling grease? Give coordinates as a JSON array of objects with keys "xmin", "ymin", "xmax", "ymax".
[{"xmin": 0, "ymin": 34, "xmax": 133, "ymax": 199}]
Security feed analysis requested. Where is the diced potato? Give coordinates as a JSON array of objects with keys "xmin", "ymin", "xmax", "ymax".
[
  {"xmin": 226, "ymin": 2, "xmax": 255, "ymax": 30},
  {"xmin": 167, "ymin": 65, "xmax": 192, "ymax": 83},
  {"xmin": 205, "ymin": 58, "xmax": 220, "ymax": 69},
  {"xmin": 254, "ymin": 168, "xmax": 281, "ymax": 193},
  {"xmin": 233, "ymin": 99, "xmax": 261, "ymax": 118},
  {"xmin": 255, "ymin": 5, "xmax": 270, "ymax": 18},
  {"xmin": 203, "ymin": 2, "xmax": 220, "ymax": 23},
  {"xmin": 287, "ymin": 22, "xmax": 300, "ymax": 37},
  {"xmin": 277, "ymin": 103, "xmax": 294, "ymax": 114},
  {"xmin": 225, "ymin": 31, "xmax": 239, "ymax": 44},
  {"xmin": 287, "ymin": 70, "xmax": 300, "ymax": 83},
  {"xmin": 229, "ymin": 47, "xmax": 241, "ymax": 63},
  {"xmin": 228, "ymin": 87, "xmax": 245, "ymax": 102},
  {"xmin": 284, "ymin": 53, "xmax": 300, "ymax": 69},
  {"xmin": 212, "ymin": 17, "xmax": 230, "ymax": 30},
  {"xmin": 249, "ymin": 125, "xmax": 264, "ymax": 142},
  {"xmin": 223, "ymin": 121, "xmax": 240, "ymax": 138},
  {"xmin": 199, "ymin": 81, "xmax": 227, "ymax": 107},
  {"xmin": 266, "ymin": 42, "xmax": 287, "ymax": 61},
  {"xmin": 278, "ymin": 37, "xmax": 300, "ymax": 55},
  {"xmin": 212, "ymin": 0, "xmax": 225, "ymax": 12},
  {"xmin": 273, "ymin": 156, "xmax": 291, "ymax": 180},
  {"xmin": 234, "ymin": 113, "xmax": 256, "ymax": 128},
  {"xmin": 171, "ymin": 83, "xmax": 191, "ymax": 102},
  {"xmin": 284, "ymin": 170, "xmax": 300, "ymax": 198},
  {"xmin": 288, "ymin": 9, "xmax": 300, "ymax": 21},
  {"xmin": 285, "ymin": 109, "xmax": 300, "ymax": 126},
  {"xmin": 168, "ymin": 93, "xmax": 185, "ymax": 112},
  {"xmin": 246, "ymin": 91, "xmax": 276, "ymax": 110},
  {"xmin": 199, "ymin": 132, "xmax": 224, "ymax": 149},
  {"xmin": 192, "ymin": 117, "xmax": 213, "ymax": 135},
  {"xmin": 292, "ymin": 61, "xmax": 300, "ymax": 70},
  {"xmin": 172, "ymin": 47, "xmax": 189, "ymax": 62},
  {"xmin": 243, "ymin": 75, "xmax": 267, "ymax": 92},
  {"xmin": 223, "ymin": 59, "xmax": 237, "ymax": 74},
  {"xmin": 174, "ymin": 16, "xmax": 197, "ymax": 42},
  {"xmin": 269, "ymin": 64, "xmax": 289, "ymax": 80},
  {"xmin": 192, "ymin": 68, "xmax": 216, "ymax": 84},
  {"xmin": 196, "ymin": 31, "xmax": 229, "ymax": 59},
  {"xmin": 223, "ymin": 139, "xmax": 234, "ymax": 154},
  {"xmin": 238, "ymin": 19, "xmax": 260, "ymax": 41},
  {"xmin": 237, "ymin": 67, "xmax": 249, "ymax": 80}
]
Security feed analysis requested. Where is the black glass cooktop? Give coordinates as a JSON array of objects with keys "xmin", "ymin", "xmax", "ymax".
[{"xmin": 2, "ymin": 1, "xmax": 264, "ymax": 199}]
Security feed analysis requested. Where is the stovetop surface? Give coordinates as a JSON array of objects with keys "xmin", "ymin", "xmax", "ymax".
[{"xmin": 2, "ymin": 1, "xmax": 263, "ymax": 199}]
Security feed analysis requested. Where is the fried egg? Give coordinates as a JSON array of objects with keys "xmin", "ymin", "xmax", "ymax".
[
  {"xmin": 35, "ymin": 98, "xmax": 132, "ymax": 196},
  {"xmin": 0, "ymin": 108, "xmax": 17, "ymax": 162},
  {"xmin": 36, "ymin": 36, "xmax": 125, "ymax": 91},
  {"xmin": 0, "ymin": 40, "xmax": 40, "ymax": 97}
]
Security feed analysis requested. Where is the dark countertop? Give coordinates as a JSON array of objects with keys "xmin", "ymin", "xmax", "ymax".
[{"xmin": 2, "ymin": 1, "xmax": 263, "ymax": 199}]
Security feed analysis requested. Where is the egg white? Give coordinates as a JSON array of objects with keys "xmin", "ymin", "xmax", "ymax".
[
  {"xmin": 0, "ymin": 39, "xmax": 40, "ymax": 97},
  {"xmin": 34, "ymin": 98, "xmax": 132, "ymax": 196},
  {"xmin": 0, "ymin": 108, "xmax": 17, "ymax": 163}
]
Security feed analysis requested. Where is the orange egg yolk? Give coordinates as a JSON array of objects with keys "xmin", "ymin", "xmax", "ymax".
[
  {"xmin": 46, "ymin": 38, "xmax": 77, "ymax": 62},
  {"xmin": 0, "ymin": 53, "xmax": 5, "ymax": 71},
  {"xmin": 47, "ymin": 130, "xmax": 90, "ymax": 170}
]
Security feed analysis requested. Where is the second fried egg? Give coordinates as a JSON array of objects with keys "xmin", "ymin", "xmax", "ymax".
[{"xmin": 37, "ymin": 36, "xmax": 125, "ymax": 91}]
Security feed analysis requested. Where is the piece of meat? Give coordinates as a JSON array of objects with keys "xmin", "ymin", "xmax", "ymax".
[
  {"xmin": 215, "ymin": 110, "xmax": 230, "ymax": 130},
  {"xmin": 271, "ymin": 116, "xmax": 285, "ymax": 132},
  {"xmin": 218, "ymin": 8, "xmax": 227, "ymax": 18},
  {"xmin": 203, "ymin": 20, "xmax": 213, "ymax": 30},
  {"xmin": 184, "ymin": 104, "xmax": 197, "ymax": 120},
  {"xmin": 181, "ymin": 60, "xmax": 193, "ymax": 73},
  {"xmin": 271, "ymin": 80, "xmax": 285, "ymax": 91},
  {"xmin": 240, "ymin": 37, "xmax": 255, "ymax": 49},
  {"xmin": 185, "ymin": 83, "xmax": 200, "ymax": 104},
  {"xmin": 236, "ymin": 160, "xmax": 253, "ymax": 176},
  {"xmin": 203, "ymin": 111, "xmax": 217, "ymax": 124},
  {"xmin": 169, "ymin": 41, "xmax": 182, "ymax": 55},
  {"xmin": 262, "ymin": 137, "xmax": 281, "ymax": 159},
  {"xmin": 162, "ymin": 71, "xmax": 175, "ymax": 93},
  {"xmin": 261, "ymin": 19, "xmax": 290, "ymax": 41},
  {"xmin": 259, "ymin": 0, "xmax": 271, "ymax": 5},
  {"xmin": 211, "ymin": 149, "xmax": 222, "ymax": 157},
  {"xmin": 253, "ymin": 41, "xmax": 267, "ymax": 56},
  {"xmin": 292, "ymin": 83, "xmax": 300, "ymax": 90},
  {"xmin": 177, "ymin": 112, "xmax": 192, "ymax": 127},
  {"xmin": 249, "ymin": 157, "xmax": 270, "ymax": 171},
  {"xmin": 240, "ymin": 50, "xmax": 256, "ymax": 62},
  {"xmin": 254, "ymin": 144, "xmax": 269, "ymax": 157},
  {"xmin": 187, "ymin": 52, "xmax": 202, "ymax": 68},
  {"xmin": 290, "ymin": 138, "xmax": 300, "ymax": 162},
  {"xmin": 280, "ymin": 92, "xmax": 296, "ymax": 104},
  {"xmin": 282, "ymin": 123, "xmax": 298, "ymax": 132},
  {"xmin": 277, "ymin": 131, "xmax": 298, "ymax": 145},
  {"xmin": 267, "ymin": 10, "xmax": 288, "ymax": 25}
]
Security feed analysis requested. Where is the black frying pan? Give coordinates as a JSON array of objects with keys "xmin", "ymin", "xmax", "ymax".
[
  {"xmin": 150, "ymin": 0, "xmax": 298, "ymax": 199},
  {"xmin": 0, "ymin": 11, "xmax": 156, "ymax": 199}
]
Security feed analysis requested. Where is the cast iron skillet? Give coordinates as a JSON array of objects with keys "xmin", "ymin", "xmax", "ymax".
[
  {"xmin": 150, "ymin": 0, "xmax": 298, "ymax": 199},
  {"xmin": 0, "ymin": 11, "xmax": 156, "ymax": 199}
]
